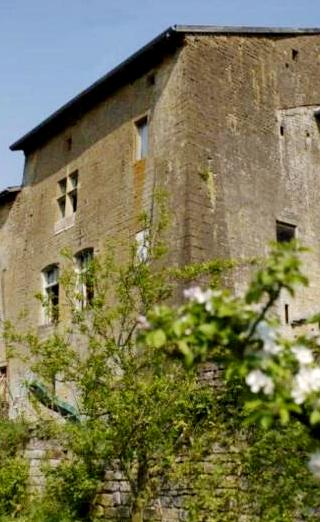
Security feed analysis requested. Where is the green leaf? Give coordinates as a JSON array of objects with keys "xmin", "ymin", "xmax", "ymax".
[
  {"xmin": 149, "ymin": 329, "xmax": 167, "ymax": 348},
  {"xmin": 279, "ymin": 407, "xmax": 290, "ymax": 425},
  {"xmin": 260, "ymin": 415, "xmax": 273, "ymax": 430},
  {"xmin": 199, "ymin": 323, "xmax": 217, "ymax": 337},
  {"xmin": 310, "ymin": 410, "xmax": 320, "ymax": 425}
]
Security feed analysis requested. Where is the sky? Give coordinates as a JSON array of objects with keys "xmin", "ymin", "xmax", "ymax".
[{"xmin": 1, "ymin": 0, "xmax": 320, "ymax": 191}]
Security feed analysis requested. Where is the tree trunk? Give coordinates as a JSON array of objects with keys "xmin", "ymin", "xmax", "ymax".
[{"xmin": 131, "ymin": 454, "xmax": 148, "ymax": 522}]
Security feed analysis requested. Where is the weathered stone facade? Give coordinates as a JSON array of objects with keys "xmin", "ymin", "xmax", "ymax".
[
  {"xmin": 3, "ymin": 25, "xmax": 320, "ymax": 517},
  {"xmin": 4, "ymin": 27, "xmax": 320, "ymax": 400}
]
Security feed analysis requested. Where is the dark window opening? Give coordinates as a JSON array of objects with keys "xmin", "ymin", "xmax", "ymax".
[
  {"xmin": 69, "ymin": 190, "xmax": 77, "ymax": 213},
  {"xmin": 280, "ymin": 125, "xmax": 284, "ymax": 136},
  {"xmin": 147, "ymin": 73, "xmax": 155, "ymax": 86},
  {"xmin": 58, "ymin": 196, "xmax": 66, "ymax": 218},
  {"xmin": 285, "ymin": 304, "xmax": 289, "ymax": 325},
  {"xmin": 292, "ymin": 49, "xmax": 298, "ymax": 61},
  {"xmin": 59, "ymin": 178, "xmax": 67, "ymax": 194},
  {"xmin": 66, "ymin": 137, "xmax": 72, "ymax": 151},
  {"xmin": 47, "ymin": 285, "xmax": 59, "ymax": 323},
  {"xmin": 69, "ymin": 171, "xmax": 78, "ymax": 188},
  {"xmin": 0, "ymin": 366, "xmax": 8, "ymax": 419},
  {"xmin": 276, "ymin": 221, "xmax": 296, "ymax": 243},
  {"xmin": 285, "ymin": 62, "xmax": 289, "ymax": 68}
]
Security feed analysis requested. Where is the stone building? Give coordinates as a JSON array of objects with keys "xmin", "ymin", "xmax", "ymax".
[{"xmin": 2, "ymin": 24, "xmax": 320, "ymax": 412}]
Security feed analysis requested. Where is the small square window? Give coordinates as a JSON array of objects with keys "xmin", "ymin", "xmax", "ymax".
[
  {"xmin": 276, "ymin": 221, "xmax": 296, "ymax": 243},
  {"xmin": 135, "ymin": 117, "xmax": 148, "ymax": 160}
]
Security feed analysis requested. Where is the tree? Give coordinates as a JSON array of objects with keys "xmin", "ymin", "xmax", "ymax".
[
  {"xmin": 5, "ymin": 210, "xmax": 320, "ymax": 520},
  {"xmin": 140, "ymin": 241, "xmax": 320, "ymax": 519},
  {"xmin": 3, "ymin": 200, "xmax": 226, "ymax": 522}
]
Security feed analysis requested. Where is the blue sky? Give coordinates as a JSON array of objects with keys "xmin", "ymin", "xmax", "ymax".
[{"xmin": 2, "ymin": 0, "xmax": 320, "ymax": 190}]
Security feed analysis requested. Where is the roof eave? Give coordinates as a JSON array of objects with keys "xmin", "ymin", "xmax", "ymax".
[
  {"xmin": 10, "ymin": 26, "xmax": 182, "ymax": 153},
  {"xmin": 0, "ymin": 186, "xmax": 21, "ymax": 204},
  {"xmin": 174, "ymin": 25, "xmax": 320, "ymax": 34},
  {"xmin": 10, "ymin": 24, "xmax": 320, "ymax": 153}
]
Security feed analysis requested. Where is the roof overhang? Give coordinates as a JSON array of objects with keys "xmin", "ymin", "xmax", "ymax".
[
  {"xmin": 0, "ymin": 186, "xmax": 21, "ymax": 204},
  {"xmin": 10, "ymin": 25, "xmax": 320, "ymax": 153}
]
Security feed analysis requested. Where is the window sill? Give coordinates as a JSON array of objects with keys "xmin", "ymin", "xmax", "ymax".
[{"xmin": 54, "ymin": 213, "xmax": 76, "ymax": 235}]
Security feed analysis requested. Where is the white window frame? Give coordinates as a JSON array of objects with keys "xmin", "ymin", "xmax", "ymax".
[
  {"xmin": 42, "ymin": 265, "xmax": 59, "ymax": 325},
  {"xmin": 135, "ymin": 229, "xmax": 149, "ymax": 263},
  {"xmin": 75, "ymin": 249, "xmax": 94, "ymax": 310}
]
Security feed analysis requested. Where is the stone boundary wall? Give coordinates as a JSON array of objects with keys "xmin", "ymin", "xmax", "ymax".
[{"xmin": 24, "ymin": 436, "xmax": 241, "ymax": 521}]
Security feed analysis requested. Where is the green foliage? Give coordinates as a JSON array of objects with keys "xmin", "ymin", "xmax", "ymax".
[
  {"xmin": 0, "ymin": 420, "xmax": 29, "ymax": 518},
  {"xmin": 141, "ymin": 240, "xmax": 320, "ymax": 518},
  {"xmin": 242, "ymin": 422, "xmax": 320, "ymax": 521},
  {"xmin": 3, "ymin": 198, "xmax": 220, "ymax": 521},
  {"xmin": 5, "ymin": 209, "xmax": 320, "ymax": 520}
]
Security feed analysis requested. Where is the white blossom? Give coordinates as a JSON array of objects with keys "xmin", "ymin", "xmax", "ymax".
[
  {"xmin": 291, "ymin": 367, "xmax": 320, "ymax": 404},
  {"xmin": 136, "ymin": 315, "xmax": 151, "ymax": 330},
  {"xmin": 205, "ymin": 300, "xmax": 214, "ymax": 313},
  {"xmin": 245, "ymin": 369, "xmax": 274, "ymax": 395},
  {"xmin": 255, "ymin": 321, "xmax": 282, "ymax": 355},
  {"xmin": 308, "ymin": 451, "xmax": 320, "ymax": 479},
  {"xmin": 291, "ymin": 345, "xmax": 314, "ymax": 366},
  {"xmin": 183, "ymin": 286, "xmax": 213, "ymax": 304}
]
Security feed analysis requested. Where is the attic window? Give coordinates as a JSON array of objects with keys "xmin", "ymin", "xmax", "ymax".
[
  {"xmin": 147, "ymin": 73, "xmax": 155, "ymax": 86},
  {"xmin": 276, "ymin": 221, "xmax": 296, "ymax": 243},
  {"xmin": 66, "ymin": 137, "xmax": 72, "ymax": 151}
]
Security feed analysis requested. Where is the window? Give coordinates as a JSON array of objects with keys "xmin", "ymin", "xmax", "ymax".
[
  {"xmin": 66, "ymin": 137, "xmax": 72, "ymax": 151},
  {"xmin": 135, "ymin": 229, "xmax": 149, "ymax": 263},
  {"xmin": 284, "ymin": 304, "xmax": 290, "ymax": 325},
  {"xmin": 0, "ymin": 366, "xmax": 8, "ymax": 419},
  {"xmin": 135, "ymin": 116, "xmax": 148, "ymax": 160},
  {"xmin": 276, "ymin": 221, "xmax": 296, "ymax": 243},
  {"xmin": 57, "ymin": 171, "xmax": 78, "ymax": 219},
  {"xmin": 75, "ymin": 249, "xmax": 94, "ymax": 310},
  {"xmin": 42, "ymin": 265, "xmax": 59, "ymax": 324}
]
